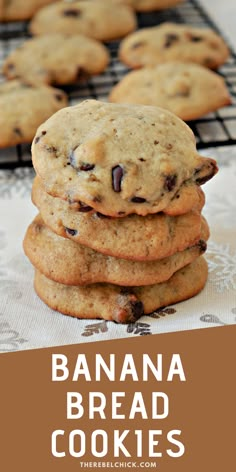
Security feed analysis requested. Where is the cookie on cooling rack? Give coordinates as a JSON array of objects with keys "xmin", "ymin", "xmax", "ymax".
[
  {"xmin": 119, "ymin": 22, "xmax": 229, "ymax": 69},
  {"xmin": 109, "ymin": 62, "xmax": 232, "ymax": 121},
  {"xmin": 120, "ymin": 0, "xmax": 185, "ymax": 12},
  {"xmin": 29, "ymin": 0, "xmax": 137, "ymax": 41},
  {"xmin": 0, "ymin": 0, "xmax": 57, "ymax": 22},
  {"xmin": 0, "ymin": 80, "xmax": 67, "ymax": 148},
  {"xmin": 3, "ymin": 34, "xmax": 110, "ymax": 86}
]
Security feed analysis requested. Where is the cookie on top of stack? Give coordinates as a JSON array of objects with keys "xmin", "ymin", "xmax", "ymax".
[{"xmin": 23, "ymin": 100, "xmax": 217, "ymax": 323}]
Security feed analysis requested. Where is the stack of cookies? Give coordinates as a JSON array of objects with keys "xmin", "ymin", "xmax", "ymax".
[{"xmin": 23, "ymin": 100, "xmax": 218, "ymax": 323}]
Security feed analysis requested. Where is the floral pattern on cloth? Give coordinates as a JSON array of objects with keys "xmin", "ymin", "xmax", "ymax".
[{"xmin": 0, "ymin": 145, "xmax": 236, "ymax": 352}]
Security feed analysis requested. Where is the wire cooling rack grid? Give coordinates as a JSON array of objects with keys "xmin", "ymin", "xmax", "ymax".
[{"xmin": 0, "ymin": 0, "xmax": 236, "ymax": 168}]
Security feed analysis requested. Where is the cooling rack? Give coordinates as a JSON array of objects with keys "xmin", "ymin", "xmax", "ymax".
[{"xmin": 0, "ymin": 0, "xmax": 236, "ymax": 169}]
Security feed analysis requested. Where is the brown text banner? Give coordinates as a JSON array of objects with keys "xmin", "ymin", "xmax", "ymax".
[{"xmin": 0, "ymin": 326, "xmax": 235, "ymax": 471}]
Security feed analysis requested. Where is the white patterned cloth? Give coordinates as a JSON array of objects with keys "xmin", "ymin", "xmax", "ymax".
[{"xmin": 0, "ymin": 145, "xmax": 236, "ymax": 352}]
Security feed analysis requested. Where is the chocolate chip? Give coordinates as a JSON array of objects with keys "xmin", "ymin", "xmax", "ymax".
[
  {"xmin": 139, "ymin": 157, "xmax": 146, "ymax": 161},
  {"xmin": 6, "ymin": 62, "xmax": 15, "ymax": 70},
  {"xmin": 54, "ymin": 93, "xmax": 64, "ymax": 101},
  {"xmin": 131, "ymin": 41, "xmax": 145, "ymax": 49},
  {"xmin": 164, "ymin": 33, "xmax": 179, "ymax": 48},
  {"xmin": 46, "ymin": 146, "xmax": 57, "ymax": 153},
  {"xmin": 194, "ymin": 162, "xmax": 217, "ymax": 185},
  {"xmin": 35, "ymin": 130, "xmax": 46, "ymax": 144},
  {"xmin": 175, "ymin": 90, "xmax": 190, "ymax": 98},
  {"xmin": 112, "ymin": 165, "xmax": 124, "ymax": 192},
  {"xmin": 69, "ymin": 151, "xmax": 94, "ymax": 172},
  {"xmin": 196, "ymin": 172, "xmax": 214, "ymax": 185},
  {"xmin": 120, "ymin": 287, "xmax": 131, "ymax": 295},
  {"xmin": 154, "ymin": 140, "xmax": 159, "ymax": 145},
  {"xmin": 78, "ymin": 201, "xmax": 93, "ymax": 212},
  {"xmin": 203, "ymin": 57, "xmax": 215, "ymax": 67},
  {"xmin": 63, "ymin": 9, "xmax": 81, "ymax": 17},
  {"xmin": 65, "ymin": 227, "xmax": 78, "ymax": 236},
  {"xmin": 198, "ymin": 240, "xmax": 207, "ymax": 253},
  {"xmin": 80, "ymin": 163, "xmax": 95, "ymax": 171},
  {"xmin": 96, "ymin": 212, "xmax": 111, "ymax": 219},
  {"xmin": 190, "ymin": 35, "xmax": 203, "ymax": 42},
  {"xmin": 77, "ymin": 66, "xmax": 89, "ymax": 81},
  {"xmin": 131, "ymin": 196, "xmax": 146, "ymax": 203},
  {"xmin": 164, "ymin": 175, "xmax": 177, "ymax": 192},
  {"xmin": 13, "ymin": 127, "xmax": 23, "ymax": 137},
  {"xmin": 114, "ymin": 291, "xmax": 144, "ymax": 323},
  {"xmin": 131, "ymin": 300, "xmax": 144, "ymax": 320}
]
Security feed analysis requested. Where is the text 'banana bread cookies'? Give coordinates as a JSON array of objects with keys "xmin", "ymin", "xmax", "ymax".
[{"xmin": 24, "ymin": 100, "xmax": 218, "ymax": 323}]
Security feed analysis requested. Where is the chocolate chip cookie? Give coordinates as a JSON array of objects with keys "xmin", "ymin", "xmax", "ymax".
[
  {"xmin": 32, "ymin": 100, "xmax": 217, "ymax": 217},
  {"xmin": 30, "ymin": 0, "xmax": 137, "ymax": 41},
  {"xmin": 34, "ymin": 256, "xmax": 208, "ymax": 323},
  {"xmin": 0, "ymin": 0, "xmax": 56, "ymax": 21},
  {"xmin": 109, "ymin": 62, "xmax": 232, "ymax": 121},
  {"xmin": 119, "ymin": 22, "xmax": 229, "ymax": 69},
  {"xmin": 0, "ymin": 80, "xmax": 67, "ymax": 148},
  {"xmin": 24, "ymin": 214, "xmax": 209, "ymax": 286},
  {"xmin": 3, "ymin": 34, "xmax": 110, "ymax": 86},
  {"xmin": 120, "ymin": 0, "xmax": 185, "ymax": 12},
  {"xmin": 32, "ymin": 178, "xmax": 206, "ymax": 262}
]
